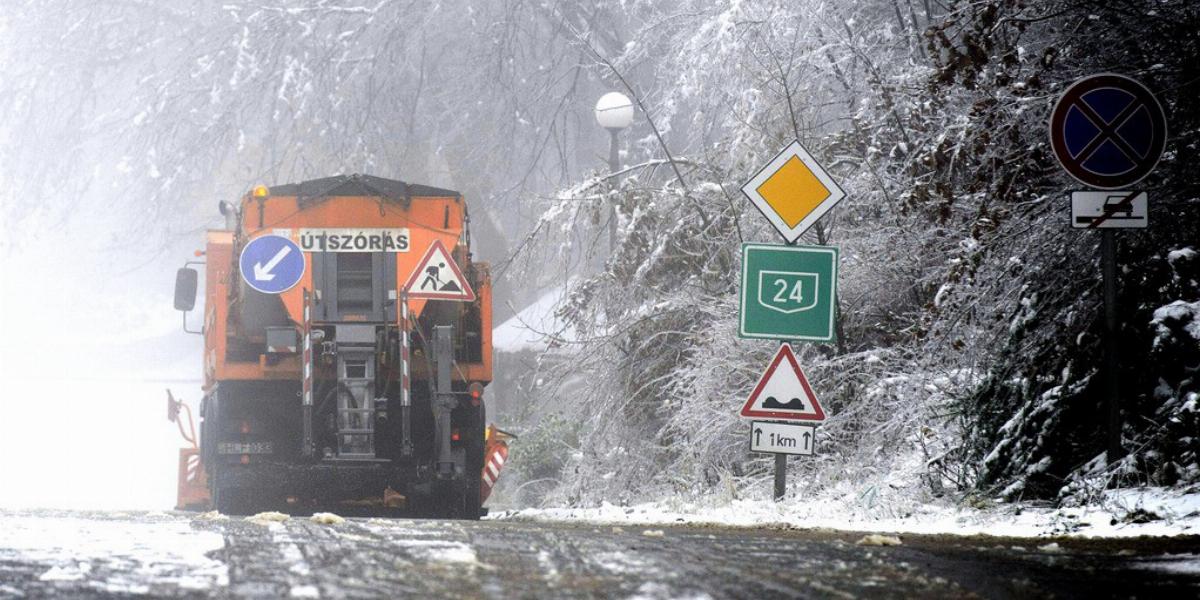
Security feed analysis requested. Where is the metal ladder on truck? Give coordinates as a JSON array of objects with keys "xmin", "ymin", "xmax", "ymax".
[{"xmin": 334, "ymin": 325, "xmax": 378, "ymax": 459}]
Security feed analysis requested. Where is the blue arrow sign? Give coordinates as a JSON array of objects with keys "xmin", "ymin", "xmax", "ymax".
[{"xmin": 239, "ymin": 235, "xmax": 305, "ymax": 294}]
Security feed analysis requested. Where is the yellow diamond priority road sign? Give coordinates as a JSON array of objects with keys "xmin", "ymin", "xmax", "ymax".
[{"xmin": 741, "ymin": 140, "xmax": 845, "ymax": 244}]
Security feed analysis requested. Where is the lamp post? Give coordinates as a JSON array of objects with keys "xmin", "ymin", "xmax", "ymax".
[{"xmin": 594, "ymin": 92, "xmax": 634, "ymax": 252}]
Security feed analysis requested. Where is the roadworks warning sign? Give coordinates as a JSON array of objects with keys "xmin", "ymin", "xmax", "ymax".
[{"xmin": 403, "ymin": 239, "xmax": 476, "ymax": 301}]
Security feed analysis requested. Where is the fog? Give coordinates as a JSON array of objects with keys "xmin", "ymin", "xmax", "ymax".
[
  {"xmin": 0, "ymin": 0, "xmax": 610, "ymax": 510},
  {"xmin": 2, "ymin": 0, "xmax": 1197, "ymax": 515},
  {"xmin": 0, "ymin": 203, "xmax": 200, "ymax": 509}
]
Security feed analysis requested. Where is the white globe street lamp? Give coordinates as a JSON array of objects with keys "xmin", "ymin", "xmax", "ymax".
[
  {"xmin": 595, "ymin": 92, "xmax": 634, "ymax": 173},
  {"xmin": 595, "ymin": 91, "xmax": 635, "ymax": 131},
  {"xmin": 595, "ymin": 92, "xmax": 634, "ymax": 252}
]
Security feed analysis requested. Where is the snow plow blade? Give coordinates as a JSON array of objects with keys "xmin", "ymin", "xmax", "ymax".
[
  {"xmin": 168, "ymin": 390, "xmax": 211, "ymax": 511},
  {"xmin": 481, "ymin": 425, "xmax": 516, "ymax": 504}
]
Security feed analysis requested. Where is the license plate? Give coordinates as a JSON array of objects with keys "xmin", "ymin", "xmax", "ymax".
[{"xmin": 217, "ymin": 442, "xmax": 274, "ymax": 454}]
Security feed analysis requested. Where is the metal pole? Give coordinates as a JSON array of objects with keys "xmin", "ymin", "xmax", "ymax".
[
  {"xmin": 399, "ymin": 292, "xmax": 413, "ymax": 457},
  {"xmin": 774, "ymin": 453, "xmax": 786, "ymax": 501},
  {"xmin": 1101, "ymin": 230, "xmax": 1123, "ymax": 461},
  {"xmin": 302, "ymin": 289, "xmax": 313, "ymax": 458},
  {"xmin": 434, "ymin": 325, "xmax": 456, "ymax": 476},
  {"xmin": 608, "ymin": 128, "xmax": 620, "ymax": 253}
]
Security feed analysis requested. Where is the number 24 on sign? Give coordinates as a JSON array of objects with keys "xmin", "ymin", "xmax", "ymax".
[{"xmin": 768, "ymin": 274, "xmax": 816, "ymax": 309}]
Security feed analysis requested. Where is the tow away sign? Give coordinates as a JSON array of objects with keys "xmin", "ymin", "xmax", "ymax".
[
  {"xmin": 1071, "ymin": 191, "xmax": 1147, "ymax": 228},
  {"xmin": 750, "ymin": 421, "xmax": 815, "ymax": 455}
]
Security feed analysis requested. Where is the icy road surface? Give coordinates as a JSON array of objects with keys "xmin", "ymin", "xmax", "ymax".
[{"xmin": 0, "ymin": 509, "xmax": 1198, "ymax": 598}]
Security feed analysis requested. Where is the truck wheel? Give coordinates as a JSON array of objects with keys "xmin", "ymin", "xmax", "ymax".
[
  {"xmin": 213, "ymin": 484, "xmax": 240, "ymax": 515},
  {"xmin": 457, "ymin": 402, "xmax": 485, "ymax": 520},
  {"xmin": 460, "ymin": 483, "xmax": 482, "ymax": 520},
  {"xmin": 213, "ymin": 484, "xmax": 261, "ymax": 516}
]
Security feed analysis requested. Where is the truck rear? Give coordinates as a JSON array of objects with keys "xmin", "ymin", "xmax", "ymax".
[{"xmin": 172, "ymin": 174, "xmax": 495, "ymax": 518}]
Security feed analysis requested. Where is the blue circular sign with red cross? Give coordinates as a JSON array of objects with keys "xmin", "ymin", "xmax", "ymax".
[{"xmin": 1049, "ymin": 73, "xmax": 1167, "ymax": 190}]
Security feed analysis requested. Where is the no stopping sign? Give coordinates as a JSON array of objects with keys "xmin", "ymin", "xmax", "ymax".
[{"xmin": 1049, "ymin": 73, "xmax": 1167, "ymax": 190}]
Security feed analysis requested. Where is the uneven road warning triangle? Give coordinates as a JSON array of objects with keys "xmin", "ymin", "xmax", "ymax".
[
  {"xmin": 403, "ymin": 239, "xmax": 476, "ymax": 301},
  {"xmin": 740, "ymin": 344, "xmax": 825, "ymax": 422}
]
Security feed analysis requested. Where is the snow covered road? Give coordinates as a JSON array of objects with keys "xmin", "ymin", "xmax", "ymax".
[{"xmin": 0, "ymin": 509, "xmax": 1198, "ymax": 598}]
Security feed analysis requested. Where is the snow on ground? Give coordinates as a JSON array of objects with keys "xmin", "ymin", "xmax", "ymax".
[
  {"xmin": 357, "ymin": 518, "xmax": 487, "ymax": 569},
  {"xmin": 0, "ymin": 512, "xmax": 228, "ymax": 593},
  {"xmin": 493, "ymin": 486, "xmax": 1200, "ymax": 540}
]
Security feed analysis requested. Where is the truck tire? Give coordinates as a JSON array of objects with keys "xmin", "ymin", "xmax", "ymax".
[
  {"xmin": 216, "ymin": 485, "xmax": 279, "ymax": 516},
  {"xmin": 213, "ymin": 483, "xmax": 242, "ymax": 515},
  {"xmin": 456, "ymin": 402, "xmax": 485, "ymax": 520}
]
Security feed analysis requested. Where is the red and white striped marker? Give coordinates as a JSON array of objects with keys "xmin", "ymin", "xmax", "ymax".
[
  {"xmin": 400, "ymin": 293, "xmax": 410, "ymax": 409},
  {"xmin": 302, "ymin": 290, "xmax": 313, "ymax": 407},
  {"xmin": 481, "ymin": 443, "xmax": 508, "ymax": 502},
  {"xmin": 185, "ymin": 453, "xmax": 202, "ymax": 484}
]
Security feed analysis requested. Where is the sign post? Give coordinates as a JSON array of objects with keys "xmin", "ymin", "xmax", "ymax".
[
  {"xmin": 1101, "ymin": 230, "xmax": 1120, "ymax": 460},
  {"xmin": 739, "ymin": 343, "xmax": 827, "ymax": 500},
  {"xmin": 737, "ymin": 139, "xmax": 845, "ymax": 501},
  {"xmin": 1049, "ymin": 73, "xmax": 1167, "ymax": 461},
  {"xmin": 737, "ymin": 238, "xmax": 836, "ymax": 498},
  {"xmin": 774, "ymin": 454, "xmax": 787, "ymax": 501}
]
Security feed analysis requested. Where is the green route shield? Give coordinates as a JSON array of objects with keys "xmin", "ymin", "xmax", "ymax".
[{"xmin": 739, "ymin": 243, "xmax": 838, "ymax": 341}]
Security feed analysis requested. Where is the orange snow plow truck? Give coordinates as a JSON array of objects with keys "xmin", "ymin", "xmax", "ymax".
[{"xmin": 168, "ymin": 174, "xmax": 509, "ymax": 519}]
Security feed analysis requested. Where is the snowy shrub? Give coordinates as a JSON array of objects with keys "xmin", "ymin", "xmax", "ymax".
[
  {"xmin": 502, "ymin": 414, "xmax": 583, "ymax": 507},
  {"xmin": 510, "ymin": 0, "xmax": 1200, "ymax": 509},
  {"xmin": 937, "ymin": 2, "xmax": 1200, "ymax": 501}
]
